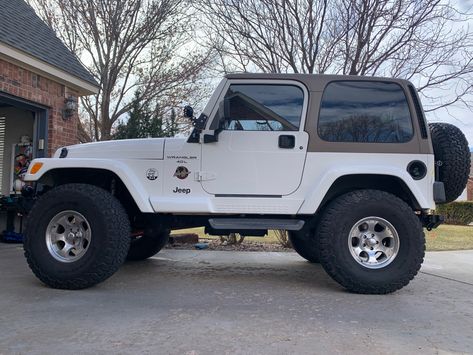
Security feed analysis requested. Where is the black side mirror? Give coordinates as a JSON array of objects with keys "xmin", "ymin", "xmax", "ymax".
[
  {"xmin": 184, "ymin": 105, "xmax": 206, "ymax": 130},
  {"xmin": 183, "ymin": 105, "xmax": 194, "ymax": 118},
  {"xmin": 186, "ymin": 112, "xmax": 208, "ymax": 144}
]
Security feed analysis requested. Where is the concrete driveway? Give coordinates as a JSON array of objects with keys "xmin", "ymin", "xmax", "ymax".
[{"xmin": 0, "ymin": 244, "xmax": 472, "ymax": 354}]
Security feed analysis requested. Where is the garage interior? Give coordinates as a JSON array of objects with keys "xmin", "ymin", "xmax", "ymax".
[{"xmin": 0, "ymin": 93, "xmax": 47, "ymax": 241}]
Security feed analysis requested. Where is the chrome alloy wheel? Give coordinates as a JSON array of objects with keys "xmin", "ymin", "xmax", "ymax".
[
  {"xmin": 348, "ymin": 217, "xmax": 400, "ymax": 269},
  {"xmin": 45, "ymin": 210, "xmax": 92, "ymax": 263}
]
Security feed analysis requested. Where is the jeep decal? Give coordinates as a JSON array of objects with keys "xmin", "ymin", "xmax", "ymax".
[{"xmin": 173, "ymin": 187, "xmax": 191, "ymax": 194}]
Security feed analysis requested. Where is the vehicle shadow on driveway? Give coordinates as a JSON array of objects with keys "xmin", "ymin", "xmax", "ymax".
[{"xmin": 119, "ymin": 249, "xmax": 339, "ymax": 293}]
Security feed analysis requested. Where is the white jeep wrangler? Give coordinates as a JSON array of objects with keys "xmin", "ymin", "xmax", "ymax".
[{"xmin": 23, "ymin": 74, "xmax": 470, "ymax": 294}]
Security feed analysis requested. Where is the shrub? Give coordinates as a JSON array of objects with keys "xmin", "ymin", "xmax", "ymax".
[{"xmin": 437, "ymin": 202, "xmax": 473, "ymax": 225}]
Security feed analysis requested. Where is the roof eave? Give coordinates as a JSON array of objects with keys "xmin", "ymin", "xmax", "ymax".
[{"xmin": 0, "ymin": 42, "xmax": 99, "ymax": 96}]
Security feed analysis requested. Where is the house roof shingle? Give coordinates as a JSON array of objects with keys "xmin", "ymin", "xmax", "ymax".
[{"xmin": 0, "ymin": 0, "xmax": 97, "ymax": 87}]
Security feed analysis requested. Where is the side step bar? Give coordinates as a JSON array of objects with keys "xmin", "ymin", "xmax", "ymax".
[{"xmin": 208, "ymin": 218, "xmax": 305, "ymax": 231}]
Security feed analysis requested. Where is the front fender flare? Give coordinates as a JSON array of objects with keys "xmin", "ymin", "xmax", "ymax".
[{"xmin": 24, "ymin": 158, "xmax": 154, "ymax": 213}]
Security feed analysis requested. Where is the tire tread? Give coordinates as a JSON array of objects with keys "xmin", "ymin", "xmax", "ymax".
[
  {"xmin": 23, "ymin": 184, "xmax": 130, "ymax": 289},
  {"xmin": 318, "ymin": 189, "xmax": 425, "ymax": 294}
]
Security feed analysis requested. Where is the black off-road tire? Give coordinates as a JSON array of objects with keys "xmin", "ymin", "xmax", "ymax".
[
  {"xmin": 23, "ymin": 184, "xmax": 131, "ymax": 289},
  {"xmin": 429, "ymin": 122, "xmax": 470, "ymax": 203},
  {"xmin": 288, "ymin": 219, "xmax": 320, "ymax": 263},
  {"xmin": 318, "ymin": 190, "xmax": 425, "ymax": 294},
  {"xmin": 127, "ymin": 229, "xmax": 170, "ymax": 261}
]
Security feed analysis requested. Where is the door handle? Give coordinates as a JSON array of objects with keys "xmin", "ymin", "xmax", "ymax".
[{"xmin": 278, "ymin": 135, "xmax": 295, "ymax": 149}]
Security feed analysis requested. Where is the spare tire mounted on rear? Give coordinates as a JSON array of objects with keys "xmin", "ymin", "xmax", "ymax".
[{"xmin": 429, "ymin": 122, "xmax": 470, "ymax": 203}]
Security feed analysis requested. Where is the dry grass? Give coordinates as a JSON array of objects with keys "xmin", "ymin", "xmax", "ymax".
[
  {"xmin": 425, "ymin": 224, "xmax": 473, "ymax": 251},
  {"xmin": 172, "ymin": 224, "xmax": 473, "ymax": 252}
]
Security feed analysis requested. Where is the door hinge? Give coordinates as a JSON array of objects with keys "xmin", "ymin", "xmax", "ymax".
[{"xmin": 195, "ymin": 171, "xmax": 216, "ymax": 181}]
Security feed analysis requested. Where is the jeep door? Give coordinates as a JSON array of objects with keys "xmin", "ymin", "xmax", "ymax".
[{"xmin": 200, "ymin": 80, "xmax": 309, "ymax": 196}]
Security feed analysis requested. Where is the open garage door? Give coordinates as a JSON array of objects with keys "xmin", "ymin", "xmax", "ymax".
[{"xmin": 0, "ymin": 92, "xmax": 48, "ymax": 196}]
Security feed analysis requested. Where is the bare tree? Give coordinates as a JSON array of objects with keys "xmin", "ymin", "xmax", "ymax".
[
  {"xmin": 199, "ymin": 0, "xmax": 332, "ymax": 73},
  {"xmin": 198, "ymin": 0, "xmax": 473, "ymax": 112},
  {"xmin": 29, "ymin": 0, "xmax": 212, "ymax": 141}
]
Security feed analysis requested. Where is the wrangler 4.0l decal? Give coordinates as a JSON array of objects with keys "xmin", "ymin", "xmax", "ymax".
[{"xmin": 166, "ymin": 155, "xmax": 197, "ymax": 160}]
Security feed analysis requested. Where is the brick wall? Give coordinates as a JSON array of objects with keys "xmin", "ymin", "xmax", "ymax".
[{"xmin": 0, "ymin": 58, "xmax": 79, "ymax": 156}]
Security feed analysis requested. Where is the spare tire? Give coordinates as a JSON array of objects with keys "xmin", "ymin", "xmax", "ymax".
[{"xmin": 429, "ymin": 122, "xmax": 470, "ymax": 203}]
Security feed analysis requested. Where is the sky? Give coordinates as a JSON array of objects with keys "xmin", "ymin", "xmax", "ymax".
[
  {"xmin": 434, "ymin": 106, "xmax": 473, "ymax": 147},
  {"xmin": 407, "ymin": 0, "xmax": 473, "ymax": 145},
  {"xmin": 428, "ymin": 0, "xmax": 472, "ymax": 144}
]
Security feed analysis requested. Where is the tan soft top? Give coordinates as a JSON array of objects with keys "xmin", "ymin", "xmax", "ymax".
[{"xmin": 225, "ymin": 73, "xmax": 412, "ymax": 92}]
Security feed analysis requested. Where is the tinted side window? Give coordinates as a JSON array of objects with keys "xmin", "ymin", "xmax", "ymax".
[
  {"xmin": 220, "ymin": 84, "xmax": 304, "ymax": 131},
  {"xmin": 318, "ymin": 81, "xmax": 413, "ymax": 143}
]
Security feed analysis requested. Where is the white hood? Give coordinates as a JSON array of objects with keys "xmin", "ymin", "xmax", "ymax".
[{"xmin": 55, "ymin": 138, "xmax": 170, "ymax": 160}]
